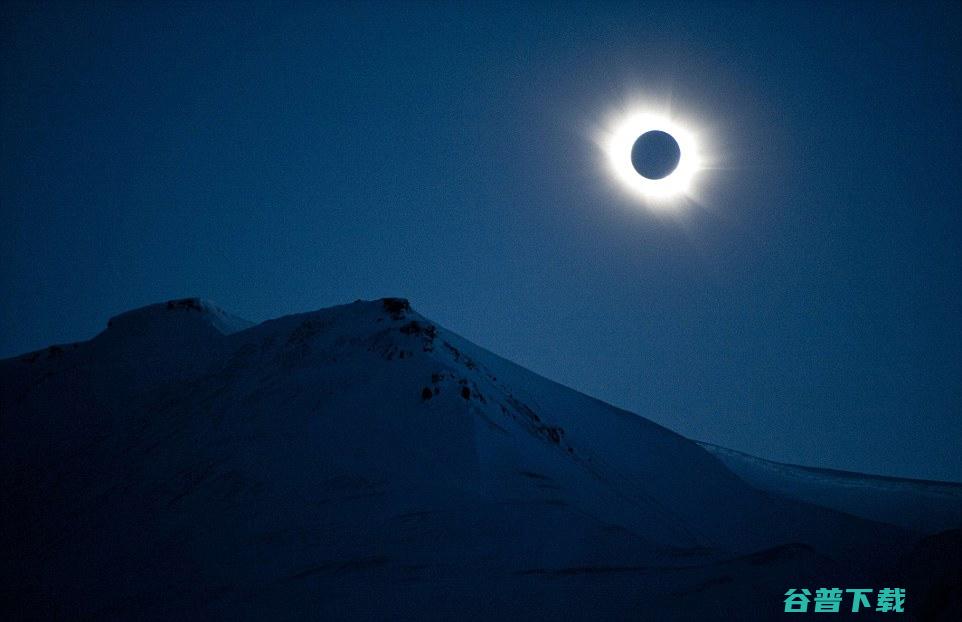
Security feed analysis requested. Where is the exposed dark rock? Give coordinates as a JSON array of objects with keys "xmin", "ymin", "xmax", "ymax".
[
  {"xmin": 381, "ymin": 298, "xmax": 410, "ymax": 319},
  {"xmin": 166, "ymin": 298, "xmax": 204, "ymax": 312},
  {"xmin": 538, "ymin": 426, "xmax": 564, "ymax": 444}
]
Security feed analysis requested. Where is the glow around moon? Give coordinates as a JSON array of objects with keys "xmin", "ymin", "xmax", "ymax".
[{"xmin": 599, "ymin": 110, "xmax": 704, "ymax": 206}]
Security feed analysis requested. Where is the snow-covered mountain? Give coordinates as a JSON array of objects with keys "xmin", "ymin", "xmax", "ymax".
[
  {"xmin": 2, "ymin": 298, "xmax": 958, "ymax": 620},
  {"xmin": 697, "ymin": 442, "xmax": 962, "ymax": 535}
]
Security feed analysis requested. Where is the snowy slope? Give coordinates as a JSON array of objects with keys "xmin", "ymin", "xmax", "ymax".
[
  {"xmin": 0, "ymin": 298, "xmax": 943, "ymax": 620},
  {"xmin": 697, "ymin": 442, "xmax": 962, "ymax": 534}
]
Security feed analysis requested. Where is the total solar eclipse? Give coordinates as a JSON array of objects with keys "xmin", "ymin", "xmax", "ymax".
[
  {"xmin": 599, "ymin": 110, "xmax": 703, "ymax": 204},
  {"xmin": 631, "ymin": 130, "xmax": 681, "ymax": 180}
]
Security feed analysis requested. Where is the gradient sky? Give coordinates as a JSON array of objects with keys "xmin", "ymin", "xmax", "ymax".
[{"xmin": 2, "ymin": 1, "xmax": 960, "ymax": 481}]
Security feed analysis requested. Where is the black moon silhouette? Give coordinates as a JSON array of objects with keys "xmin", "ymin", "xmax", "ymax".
[{"xmin": 630, "ymin": 130, "xmax": 681, "ymax": 180}]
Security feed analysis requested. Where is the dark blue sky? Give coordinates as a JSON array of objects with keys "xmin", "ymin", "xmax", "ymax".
[{"xmin": 2, "ymin": 1, "xmax": 960, "ymax": 480}]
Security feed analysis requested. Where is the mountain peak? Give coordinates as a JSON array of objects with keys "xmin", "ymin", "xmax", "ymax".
[
  {"xmin": 104, "ymin": 297, "xmax": 253, "ymax": 337},
  {"xmin": 379, "ymin": 296, "xmax": 411, "ymax": 318}
]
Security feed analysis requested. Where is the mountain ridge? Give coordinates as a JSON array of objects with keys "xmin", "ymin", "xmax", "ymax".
[
  {"xmin": 697, "ymin": 441, "xmax": 962, "ymax": 534},
  {"xmin": 2, "ymin": 296, "xmax": 955, "ymax": 620}
]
